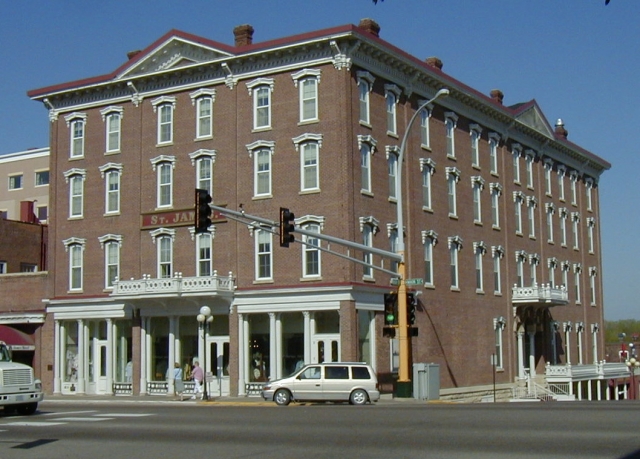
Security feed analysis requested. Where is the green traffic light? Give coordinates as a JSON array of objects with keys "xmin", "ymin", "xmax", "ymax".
[{"xmin": 386, "ymin": 313, "xmax": 395, "ymax": 323}]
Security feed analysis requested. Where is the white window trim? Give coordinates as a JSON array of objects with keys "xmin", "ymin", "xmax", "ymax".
[
  {"xmin": 252, "ymin": 226, "xmax": 273, "ymax": 281},
  {"xmin": 471, "ymin": 176, "xmax": 485, "ymax": 224},
  {"xmin": 386, "ymin": 146, "xmax": 399, "ymax": 201},
  {"xmin": 469, "ymin": 124, "xmax": 483, "ymax": 168},
  {"xmin": 492, "ymin": 245, "xmax": 504, "ymax": 295},
  {"xmin": 445, "ymin": 112, "xmax": 458, "ymax": 159},
  {"xmin": 474, "ymin": 241, "xmax": 487, "ymax": 293},
  {"xmin": 420, "ymin": 158, "xmax": 436, "ymax": 210},
  {"xmin": 358, "ymin": 135, "xmax": 377, "ymax": 195},
  {"xmin": 297, "ymin": 216, "xmax": 325, "ymax": 279},
  {"xmin": 448, "ymin": 236, "xmax": 463, "ymax": 290},
  {"xmin": 151, "ymin": 155, "xmax": 176, "ymax": 208},
  {"xmin": 446, "ymin": 167, "xmax": 461, "ymax": 218},
  {"xmin": 293, "ymin": 134, "xmax": 323, "ymax": 193},
  {"xmin": 98, "ymin": 234, "xmax": 122, "ymax": 289},
  {"xmin": 489, "ymin": 183, "xmax": 502, "ymax": 229},
  {"xmin": 151, "ymin": 96, "xmax": 176, "ymax": 145},
  {"xmin": 360, "ymin": 216, "xmax": 379, "ymax": 280},
  {"xmin": 421, "ymin": 230, "xmax": 438, "ymax": 287},
  {"xmin": 488, "ymin": 133, "xmax": 501, "ymax": 175},
  {"xmin": 357, "ymin": 71, "xmax": 375, "ymax": 126},
  {"xmin": 65, "ymin": 112, "xmax": 87, "ymax": 159},
  {"xmin": 292, "ymin": 69, "xmax": 321, "ymax": 123},
  {"xmin": 384, "ymin": 84, "xmax": 401, "ymax": 136},
  {"xmin": 99, "ymin": 163, "xmax": 123, "ymax": 215},
  {"xmin": 247, "ymin": 140, "xmax": 275, "ymax": 198},
  {"xmin": 100, "ymin": 106, "xmax": 123, "ymax": 153},
  {"xmin": 63, "ymin": 237, "xmax": 86, "ymax": 292},
  {"xmin": 247, "ymin": 78, "xmax": 275, "ymax": 131},
  {"xmin": 64, "ymin": 168, "xmax": 87, "ymax": 219}
]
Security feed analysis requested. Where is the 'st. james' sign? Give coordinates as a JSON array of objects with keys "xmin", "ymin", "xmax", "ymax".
[{"xmin": 141, "ymin": 208, "xmax": 226, "ymax": 229}]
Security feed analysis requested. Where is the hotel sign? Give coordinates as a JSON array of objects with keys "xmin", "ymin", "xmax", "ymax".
[{"xmin": 141, "ymin": 208, "xmax": 226, "ymax": 230}]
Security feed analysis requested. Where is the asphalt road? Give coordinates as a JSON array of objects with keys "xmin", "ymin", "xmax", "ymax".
[{"xmin": 0, "ymin": 399, "xmax": 638, "ymax": 459}]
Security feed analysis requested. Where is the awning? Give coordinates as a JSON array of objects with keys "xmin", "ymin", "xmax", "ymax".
[{"xmin": 0, "ymin": 325, "xmax": 35, "ymax": 351}]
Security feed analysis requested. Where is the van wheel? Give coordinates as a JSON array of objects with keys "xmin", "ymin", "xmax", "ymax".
[
  {"xmin": 274, "ymin": 389, "xmax": 291, "ymax": 406},
  {"xmin": 16, "ymin": 403, "xmax": 37, "ymax": 415},
  {"xmin": 350, "ymin": 389, "xmax": 368, "ymax": 405}
]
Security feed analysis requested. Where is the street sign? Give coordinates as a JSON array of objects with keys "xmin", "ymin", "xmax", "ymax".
[
  {"xmin": 390, "ymin": 278, "xmax": 400, "ymax": 286},
  {"xmin": 405, "ymin": 278, "xmax": 423, "ymax": 285}
]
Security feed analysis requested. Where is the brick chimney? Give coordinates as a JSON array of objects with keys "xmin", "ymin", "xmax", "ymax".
[
  {"xmin": 233, "ymin": 24, "xmax": 254, "ymax": 47},
  {"xmin": 490, "ymin": 89, "xmax": 504, "ymax": 105},
  {"xmin": 425, "ymin": 57, "xmax": 443, "ymax": 70},
  {"xmin": 555, "ymin": 119, "xmax": 568, "ymax": 139},
  {"xmin": 358, "ymin": 18, "xmax": 381, "ymax": 37},
  {"xmin": 20, "ymin": 201, "xmax": 38, "ymax": 224},
  {"xmin": 127, "ymin": 50, "xmax": 141, "ymax": 60}
]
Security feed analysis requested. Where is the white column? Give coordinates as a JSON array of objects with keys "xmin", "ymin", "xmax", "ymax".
[
  {"xmin": 303, "ymin": 311, "xmax": 312, "ymax": 364},
  {"xmin": 517, "ymin": 330, "xmax": 525, "ymax": 379},
  {"xmin": 77, "ymin": 319, "xmax": 86, "ymax": 394},
  {"xmin": 174, "ymin": 317, "xmax": 181, "ymax": 368},
  {"xmin": 54, "ymin": 320, "xmax": 62, "ymax": 394},
  {"xmin": 145, "ymin": 318, "xmax": 153, "ymax": 382},
  {"xmin": 528, "ymin": 331, "xmax": 536, "ymax": 378},
  {"xmin": 238, "ymin": 313, "xmax": 246, "ymax": 396},
  {"xmin": 140, "ymin": 317, "xmax": 147, "ymax": 395},
  {"xmin": 168, "ymin": 316, "xmax": 176, "ymax": 395},
  {"xmin": 269, "ymin": 312, "xmax": 277, "ymax": 381},
  {"xmin": 106, "ymin": 318, "xmax": 114, "ymax": 394}
]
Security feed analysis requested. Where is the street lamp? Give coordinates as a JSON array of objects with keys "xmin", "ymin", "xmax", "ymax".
[
  {"xmin": 395, "ymin": 87, "xmax": 449, "ymax": 397},
  {"xmin": 627, "ymin": 356, "xmax": 639, "ymax": 400},
  {"xmin": 197, "ymin": 305, "xmax": 213, "ymax": 401}
]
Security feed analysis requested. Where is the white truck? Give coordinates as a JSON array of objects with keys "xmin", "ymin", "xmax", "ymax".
[{"xmin": 0, "ymin": 341, "xmax": 43, "ymax": 414}]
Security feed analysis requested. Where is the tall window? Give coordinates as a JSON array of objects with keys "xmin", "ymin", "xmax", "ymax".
[
  {"xmin": 151, "ymin": 97, "xmax": 176, "ymax": 145},
  {"xmin": 293, "ymin": 134, "xmax": 322, "ymax": 192},
  {"xmin": 445, "ymin": 112, "xmax": 458, "ymax": 158},
  {"xmin": 587, "ymin": 218, "xmax": 595, "ymax": 254},
  {"xmin": 65, "ymin": 113, "xmax": 87, "ymax": 158},
  {"xmin": 525, "ymin": 151, "xmax": 535, "ymax": 189},
  {"xmin": 529, "ymin": 254, "xmax": 539, "ymax": 285},
  {"xmin": 492, "ymin": 246, "xmax": 504, "ymax": 294},
  {"xmin": 559, "ymin": 208, "xmax": 568, "ymax": 246},
  {"xmin": 358, "ymin": 136, "xmax": 377, "ymax": 194},
  {"xmin": 99, "ymin": 236, "xmax": 121, "ymax": 289},
  {"xmin": 385, "ymin": 84, "xmax": 400, "ymax": 136},
  {"xmin": 574, "ymin": 264, "xmax": 582, "ymax": 304},
  {"xmin": 255, "ymin": 228, "xmax": 272, "ymax": 280},
  {"xmin": 446, "ymin": 167, "xmax": 460, "ymax": 217},
  {"xmin": 589, "ymin": 267, "xmax": 597, "ymax": 305},
  {"xmin": 63, "ymin": 237, "xmax": 86, "ymax": 291},
  {"xmin": 420, "ymin": 105, "xmax": 432, "ymax": 148},
  {"xmin": 474, "ymin": 242, "xmax": 486, "ymax": 293},
  {"xmin": 512, "ymin": 145, "xmax": 522, "ymax": 184},
  {"xmin": 190, "ymin": 89, "xmax": 216, "ymax": 139},
  {"xmin": 570, "ymin": 172, "xmax": 578, "ymax": 206},
  {"xmin": 360, "ymin": 217, "xmax": 378, "ymax": 279},
  {"xmin": 422, "ymin": 230, "xmax": 437, "ymax": 287},
  {"xmin": 527, "ymin": 197, "xmax": 537, "ymax": 239},
  {"xmin": 150, "ymin": 156, "xmax": 175, "ymax": 208},
  {"xmin": 420, "ymin": 158, "xmax": 435, "ymax": 210},
  {"xmin": 357, "ymin": 71, "xmax": 374, "ymax": 125},
  {"xmin": 387, "ymin": 149, "xmax": 398, "ymax": 200},
  {"xmin": 448, "ymin": 236, "xmax": 462, "ymax": 290},
  {"xmin": 548, "ymin": 258, "xmax": 558, "ymax": 288},
  {"xmin": 197, "ymin": 233, "xmax": 212, "ymax": 276},
  {"xmin": 571, "ymin": 212, "xmax": 580, "ymax": 250},
  {"xmin": 194, "ymin": 153, "xmax": 214, "ymax": 195},
  {"xmin": 561, "ymin": 261, "xmax": 570, "ymax": 289},
  {"xmin": 100, "ymin": 106, "xmax": 122, "ymax": 153},
  {"xmin": 544, "ymin": 160, "xmax": 553, "ymax": 196},
  {"xmin": 489, "ymin": 133, "xmax": 500, "ymax": 175},
  {"xmin": 471, "ymin": 176, "xmax": 484, "ymax": 224},
  {"xmin": 158, "ymin": 235, "xmax": 173, "ymax": 278},
  {"xmin": 585, "ymin": 178, "xmax": 594, "ymax": 212},
  {"xmin": 302, "ymin": 223, "xmax": 321, "ymax": 278},
  {"xmin": 515, "ymin": 251, "xmax": 527, "ymax": 287},
  {"xmin": 470, "ymin": 125, "xmax": 482, "ymax": 168},
  {"xmin": 490, "ymin": 183, "xmax": 502, "ymax": 229},
  {"xmin": 546, "ymin": 203, "xmax": 555, "ymax": 243},
  {"xmin": 493, "ymin": 317, "xmax": 506, "ymax": 369},
  {"xmin": 557, "ymin": 165, "xmax": 566, "ymax": 201},
  {"xmin": 300, "ymin": 77, "xmax": 319, "ymax": 122},
  {"xmin": 513, "ymin": 192, "xmax": 524, "ymax": 235},
  {"xmin": 246, "ymin": 141, "xmax": 275, "ymax": 198},
  {"xmin": 104, "ymin": 168, "xmax": 121, "ymax": 214},
  {"xmin": 64, "ymin": 169, "xmax": 86, "ymax": 218}
]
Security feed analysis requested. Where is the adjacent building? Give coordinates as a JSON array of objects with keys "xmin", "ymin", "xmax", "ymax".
[{"xmin": 27, "ymin": 19, "xmax": 613, "ymax": 399}]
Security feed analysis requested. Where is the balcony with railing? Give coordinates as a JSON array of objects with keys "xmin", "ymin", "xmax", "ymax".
[
  {"xmin": 511, "ymin": 282, "xmax": 568, "ymax": 307},
  {"xmin": 110, "ymin": 271, "xmax": 235, "ymax": 299}
]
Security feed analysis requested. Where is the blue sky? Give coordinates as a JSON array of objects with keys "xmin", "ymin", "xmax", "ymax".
[{"xmin": 1, "ymin": 1, "xmax": 637, "ymax": 320}]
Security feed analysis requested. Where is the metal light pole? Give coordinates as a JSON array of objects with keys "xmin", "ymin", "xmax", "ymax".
[
  {"xmin": 395, "ymin": 88, "xmax": 449, "ymax": 397},
  {"xmin": 197, "ymin": 305, "xmax": 213, "ymax": 401}
]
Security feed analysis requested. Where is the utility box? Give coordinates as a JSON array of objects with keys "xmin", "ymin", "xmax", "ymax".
[{"xmin": 413, "ymin": 363, "xmax": 440, "ymax": 400}]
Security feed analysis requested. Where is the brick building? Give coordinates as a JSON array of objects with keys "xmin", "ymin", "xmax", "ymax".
[{"xmin": 27, "ymin": 19, "xmax": 614, "ymax": 399}]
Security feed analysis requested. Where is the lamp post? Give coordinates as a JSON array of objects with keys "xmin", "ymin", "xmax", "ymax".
[
  {"xmin": 395, "ymin": 88, "xmax": 449, "ymax": 397},
  {"xmin": 197, "ymin": 305, "xmax": 213, "ymax": 401},
  {"xmin": 627, "ymin": 356, "xmax": 639, "ymax": 400}
]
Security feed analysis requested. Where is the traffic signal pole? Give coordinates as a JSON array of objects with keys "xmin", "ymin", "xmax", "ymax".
[{"xmin": 396, "ymin": 255, "xmax": 411, "ymax": 397}]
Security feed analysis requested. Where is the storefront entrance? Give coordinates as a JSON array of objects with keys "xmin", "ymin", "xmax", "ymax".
[
  {"xmin": 206, "ymin": 337, "xmax": 230, "ymax": 397},
  {"xmin": 312, "ymin": 334, "xmax": 340, "ymax": 363}
]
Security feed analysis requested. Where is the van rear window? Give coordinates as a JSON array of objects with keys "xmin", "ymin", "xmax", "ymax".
[
  {"xmin": 351, "ymin": 366, "xmax": 371, "ymax": 379},
  {"xmin": 324, "ymin": 366, "xmax": 349, "ymax": 379}
]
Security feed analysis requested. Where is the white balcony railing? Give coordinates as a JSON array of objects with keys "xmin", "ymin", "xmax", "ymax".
[
  {"xmin": 511, "ymin": 283, "xmax": 568, "ymax": 306},
  {"xmin": 545, "ymin": 361, "xmax": 630, "ymax": 382},
  {"xmin": 111, "ymin": 271, "xmax": 235, "ymax": 297}
]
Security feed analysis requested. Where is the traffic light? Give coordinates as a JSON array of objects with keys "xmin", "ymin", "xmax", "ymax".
[
  {"xmin": 195, "ymin": 188, "xmax": 212, "ymax": 233},
  {"xmin": 279, "ymin": 207, "xmax": 295, "ymax": 247},
  {"xmin": 384, "ymin": 293, "xmax": 398, "ymax": 326},
  {"xmin": 407, "ymin": 292, "xmax": 417, "ymax": 325}
]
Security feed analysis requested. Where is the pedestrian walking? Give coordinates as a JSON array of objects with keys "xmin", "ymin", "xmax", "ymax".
[
  {"xmin": 173, "ymin": 362, "xmax": 185, "ymax": 400},
  {"xmin": 191, "ymin": 360, "xmax": 204, "ymax": 400}
]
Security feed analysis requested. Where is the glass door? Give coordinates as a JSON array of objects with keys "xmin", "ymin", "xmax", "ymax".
[
  {"xmin": 206, "ymin": 337, "xmax": 230, "ymax": 397},
  {"xmin": 312, "ymin": 334, "xmax": 340, "ymax": 363}
]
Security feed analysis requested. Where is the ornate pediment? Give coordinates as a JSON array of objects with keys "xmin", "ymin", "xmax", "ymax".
[
  {"xmin": 512, "ymin": 102, "xmax": 554, "ymax": 138},
  {"xmin": 117, "ymin": 36, "xmax": 234, "ymax": 80}
]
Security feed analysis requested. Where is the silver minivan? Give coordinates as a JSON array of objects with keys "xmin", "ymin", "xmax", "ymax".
[{"xmin": 261, "ymin": 362, "xmax": 380, "ymax": 406}]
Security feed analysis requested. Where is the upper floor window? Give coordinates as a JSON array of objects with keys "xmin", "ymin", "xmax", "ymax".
[
  {"xmin": 589, "ymin": 267, "xmax": 597, "ymax": 305},
  {"xmin": 529, "ymin": 253, "xmax": 540, "ymax": 285},
  {"xmin": 471, "ymin": 176, "xmax": 485, "ymax": 224},
  {"xmin": 387, "ymin": 146, "xmax": 399, "ymax": 200},
  {"xmin": 300, "ymin": 217, "xmax": 324, "ymax": 278},
  {"xmin": 293, "ymin": 134, "xmax": 322, "ymax": 193},
  {"xmin": 527, "ymin": 196, "xmax": 537, "ymax": 239},
  {"xmin": 150, "ymin": 155, "xmax": 176, "ymax": 208},
  {"xmin": 559, "ymin": 208, "xmax": 568, "ymax": 247},
  {"xmin": 36, "ymin": 205, "xmax": 48, "ymax": 222},
  {"xmin": 254, "ymin": 227, "xmax": 273, "ymax": 281},
  {"xmin": 571, "ymin": 212, "xmax": 580, "ymax": 250},
  {"xmin": 585, "ymin": 178, "xmax": 594, "ymax": 212},
  {"xmin": 247, "ymin": 78, "xmax": 274, "ymax": 130},
  {"xmin": 548, "ymin": 257, "xmax": 558, "ymax": 288},
  {"xmin": 446, "ymin": 167, "xmax": 461, "ymax": 218},
  {"xmin": 587, "ymin": 217, "xmax": 596, "ymax": 254},
  {"xmin": 189, "ymin": 149, "xmax": 216, "ymax": 197},
  {"xmin": 513, "ymin": 191, "xmax": 524, "ymax": 235},
  {"xmin": 99, "ymin": 163, "xmax": 123, "ymax": 215},
  {"xmin": 474, "ymin": 241, "xmax": 487, "ymax": 293},
  {"xmin": 293, "ymin": 69, "xmax": 321, "ymax": 123},
  {"xmin": 492, "ymin": 246, "xmax": 504, "ymax": 294},
  {"xmin": 419, "ymin": 103, "xmax": 433, "ymax": 148},
  {"xmin": 151, "ymin": 228, "xmax": 175, "ymax": 278},
  {"xmin": 197, "ymin": 232, "xmax": 213, "ymax": 277},
  {"xmin": 100, "ymin": 106, "xmax": 123, "ymax": 153},
  {"xmin": 515, "ymin": 251, "xmax": 527, "ymax": 287},
  {"xmin": 64, "ymin": 168, "xmax": 86, "ymax": 218},
  {"xmin": 8, "ymin": 174, "xmax": 22, "ymax": 190},
  {"xmin": 190, "ymin": 89, "xmax": 216, "ymax": 139},
  {"xmin": 557, "ymin": 165, "xmax": 566, "ymax": 201},
  {"xmin": 35, "ymin": 170, "xmax": 49, "ymax": 187},
  {"xmin": 448, "ymin": 236, "xmax": 463, "ymax": 290},
  {"xmin": 65, "ymin": 112, "xmax": 86, "ymax": 159},
  {"xmin": 358, "ymin": 135, "xmax": 377, "ymax": 195},
  {"xmin": 0, "ymin": 261, "xmax": 6, "ymax": 274},
  {"xmin": 512, "ymin": 144, "xmax": 522, "ymax": 184},
  {"xmin": 385, "ymin": 84, "xmax": 401, "ymax": 136},
  {"xmin": 470, "ymin": 124, "xmax": 482, "ymax": 168},
  {"xmin": 360, "ymin": 217, "xmax": 379, "ymax": 279},
  {"xmin": 490, "ymin": 183, "xmax": 502, "ymax": 229},
  {"xmin": 422, "ymin": 230, "xmax": 438, "ymax": 287},
  {"xmin": 525, "ymin": 150, "xmax": 535, "ymax": 189},
  {"xmin": 420, "ymin": 158, "xmax": 436, "ymax": 210},
  {"xmin": 561, "ymin": 260, "xmax": 570, "ymax": 289},
  {"xmin": 573, "ymin": 263, "xmax": 582, "ymax": 304},
  {"xmin": 488, "ymin": 133, "xmax": 500, "ymax": 175},
  {"xmin": 151, "ymin": 96, "xmax": 176, "ymax": 145},
  {"xmin": 247, "ymin": 140, "xmax": 275, "ymax": 198},
  {"xmin": 570, "ymin": 171, "xmax": 579, "ymax": 206},
  {"xmin": 357, "ymin": 71, "xmax": 375, "ymax": 126},
  {"xmin": 546, "ymin": 203, "xmax": 555, "ymax": 244},
  {"xmin": 493, "ymin": 317, "xmax": 506, "ymax": 368},
  {"xmin": 63, "ymin": 237, "xmax": 86, "ymax": 291},
  {"xmin": 544, "ymin": 159, "xmax": 553, "ymax": 196},
  {"xmin": 444, "ymin": 112, "xmax": 458, "ymax": 159},
  {"xmin": 98, "ymin": 234, "xmax": 122, "ymax": 289}
]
